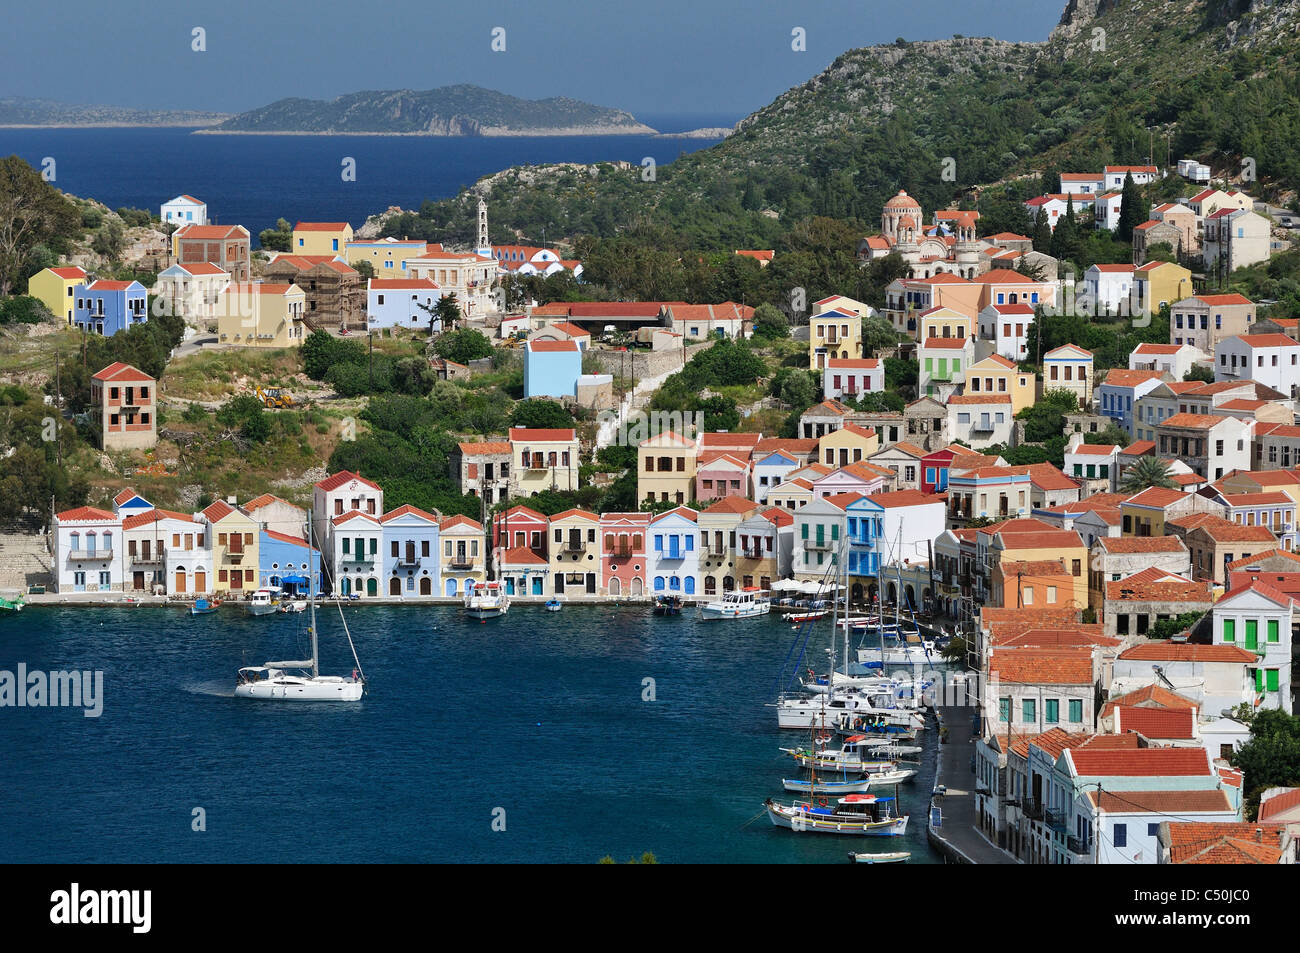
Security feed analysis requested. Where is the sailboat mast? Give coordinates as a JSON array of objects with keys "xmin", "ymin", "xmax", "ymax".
[{"xmin": 309, "ymin": 507, "xmax": 319, "ymax": 678}]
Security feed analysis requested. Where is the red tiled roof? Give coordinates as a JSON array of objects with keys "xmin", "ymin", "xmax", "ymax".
[
  {"xmin": 315, "ymin": 470, "xmax": 382, "ymax": 492},
  {"xmin": 91, "ymin": 361, "xmax": 153, "ymax": 383},
  {"xmin": 1067, "ymin": 747, "xmax": 1211, "ymax": 777},
  {"xmin": 528, "ymin": 339, "xmax": 579, "ymax": 352},
  {"xmin": 1165, "ymin": 823, "xmax": 1286, "ymax": 864},
  {"xmin": 439, "ymin": 514, "xmax": 482, "ymax": 532},
  {"xmin": 1259, "ymin": 788, "xmax": 1300, "ymax": 822},
  {"xmin": 988, "ymin": 649, "xmax": 1093, "ymax": 685},
  {"xmin": 1086, "ymin": 789, "xmax": 1229, "ymax": 813},
  {"xmin": 500, "ymin": 545, "xmax": 548, "ymax": 566},
  {"xmin": 56, "ymin": 506, "xmax": 117, "ymax": 522},
  {"xmin": 1118, "ymin": 643, "xmax": 1257, "ymax": 663},
  {"xmin": 1096, "ymin": 536, "xmax": 1186, "ymax": 553},
  {"xmin": 294, "ymin": 222, "xmax": 350, "ymax": 231},
  {"xmin": 1098, "ymin": 684, "xmax": 1199, "ymax": 720},
  {"xmin": 380, "ymin": 504, "xmax": 440, "ymax": 524},
  {"xmin": 1114, "ymin": 706, "xmax": 1196, "ymax": 740},
  {"xmin": 509, "ymin": 427, "xmax": 576, "ymax": 443},
  {"xmin": 457, "ymin": 441, "xmax": 511, "ymax": 456}
]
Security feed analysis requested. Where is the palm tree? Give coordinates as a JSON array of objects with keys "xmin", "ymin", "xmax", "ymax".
[{"xmin": 1121, "ymin": 456, "xmax": 1176, "ymax": 493}]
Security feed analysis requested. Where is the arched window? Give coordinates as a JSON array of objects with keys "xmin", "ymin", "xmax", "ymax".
[
  {"xmin": 684, "ymin": 576, "xmax": 696, "ymax": 595},
  {"xmin": 704, "ymin": 576, "xmax": 717, "ymax": 595},
  {"xmin": 669, "ymin": 575, "xmax": 681, "ymax": 591},
  {"xmin": 653, "ymin": 576, "xmax": 665, "ymax": 592}
]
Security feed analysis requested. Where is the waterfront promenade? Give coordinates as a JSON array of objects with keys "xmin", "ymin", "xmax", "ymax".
[{"xmin": 928, "ymin": 705, "xmax": 1016, "ymax": 864}]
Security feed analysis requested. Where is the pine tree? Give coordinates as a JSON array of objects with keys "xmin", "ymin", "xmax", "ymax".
[
  {"xmin": 1050, "ymin": 196, "xmax": 1080, "ymax": 269},
  {"xmin": 1031, "ymin": 206, "xmax": 1051, "ymax": 253},
  {"xmin": 1117, "ymin": 171, "xmax": 1144, "ymax": 243}
]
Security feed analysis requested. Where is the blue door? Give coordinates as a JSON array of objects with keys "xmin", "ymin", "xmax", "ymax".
[
  {"xmin": 532, "ymin": 577, "xmax": 543, "ymax": 595},
  {"xmin": 505, "ymin": 578, "xmax": 516, "ymax": 595},
  {"xmin": 668, "ymin": 535, "xmax": 680, "ymax": 559}
]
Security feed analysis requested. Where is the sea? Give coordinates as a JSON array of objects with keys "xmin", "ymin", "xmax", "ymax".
[
  {"xmin": 0, "ymin": 604, "xmax": 942, "ymax": 863},
  {"xmin": 0, "ymin": 113, "xmax": 737, "ymax": 243}
]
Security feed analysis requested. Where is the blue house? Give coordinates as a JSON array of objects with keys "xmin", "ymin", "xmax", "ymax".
[
  {"xmin": 380, "ymin": 504, "xmax": 441, "ymax": 597},
  {"xmin": 523, "ymin": 339, "xmax": 582, "ymax": 399},
  {"xmin": 845, "ymin": 496, "xmax": 885, "ymax": 579},
  {"xmin": 648, "ymin": 507, "xmax": 700, "ymax": 596},
  {"xmin": 73, "ymin": 279, "xmax": 148, "ymax": 336},
  {"xmin": 259, "ymin": 529, "xmax": 322, "ymax": 595}
]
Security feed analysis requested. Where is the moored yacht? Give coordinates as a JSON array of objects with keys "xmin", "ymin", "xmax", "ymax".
[
  {"xmin": 698, "ymin": 587, "xmax": 770, "ymax": 620},
  {"xmin": 464, "ymin": 580, "xmax": 509, "ymax": 620},
  {"xmin": 246, "ymin": 588, "xmax": 279, "ymax": 616}
]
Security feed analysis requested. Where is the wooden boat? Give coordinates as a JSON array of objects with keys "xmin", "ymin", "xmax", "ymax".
[
  {"xmin": 652, "ymin": 595, "xmax": 683, "ymax": 616},
  {"xmin": 190, "ymin": 598, "xmax": 220, "ymax": 615},
  {"xmin": 782, "ymin": 775, "xmax": 874, "ymax": 795},
  {"xmin": 544, "ymin": 598, "xmax": 563, "ymax": 612},
  {"xmin": 848, "ymin": 851, "xmax": 910, "ymax": 864},
  {"xmin": 764, "ymin": 794, "xmax": 909, "ymax": 837}
]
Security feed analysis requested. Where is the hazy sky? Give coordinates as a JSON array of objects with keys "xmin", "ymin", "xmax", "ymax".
[{"xmin": 4, "ymin": 0, "xmax": 1060, "ymax": 118}]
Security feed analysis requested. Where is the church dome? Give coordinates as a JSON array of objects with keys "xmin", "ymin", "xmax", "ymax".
[{"xmin": 885, "ymin": 190, "xmax": 921, "ymax": 211}]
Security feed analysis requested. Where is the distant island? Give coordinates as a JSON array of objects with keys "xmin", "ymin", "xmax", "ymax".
[
  {"xmin": 0, "ymin": 97, "xmax": 228, "ymax": 127},
  {"xmin": 200, "ymin": 84, "xmax": 657, "ymax": 136}
]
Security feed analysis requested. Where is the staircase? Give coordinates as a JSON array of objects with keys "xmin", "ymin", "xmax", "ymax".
[{"xmin": 0, "ymin": 531, "xmax": 53, "ymax": 593}]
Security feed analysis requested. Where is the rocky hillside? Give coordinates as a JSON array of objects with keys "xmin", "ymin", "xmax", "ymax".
[
  {"xmin": 374, "ymin": 0, "xmax": 1300, "ymax": 249},
  {"xmin": 208, "ymin": 84, "xmax": 655, "ymax": 135}
]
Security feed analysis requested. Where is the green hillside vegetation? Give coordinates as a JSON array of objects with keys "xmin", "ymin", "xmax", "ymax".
[
  {"xmin": 213, "ymin": 84, "xmax": 651, "ymax": 134},
  {"xmin": 386, "ymin": 0, "xmax": 1300, "ymax": 259}
]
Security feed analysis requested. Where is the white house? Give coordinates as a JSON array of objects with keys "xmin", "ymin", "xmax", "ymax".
[
  {"xmin": 121, "ymin": 507, "xmax": 209, "ymax": 596},
  {"xmin": 1082, "ymin": 264, "xmax": 1136, "ymax": 315},
  {"xmin": 1104, "ymin": 165, "xmax": 1160, "ymax": 190},
  {"xmin": 154, "ymin": 262, "xmax": 229, "ymax": 325},
  {"xmin": 872, "ymin": 489, "xmax": 946, "ymax": 568},
  {"xmin": 1130, "ymin": 342, "xmax": 1204, "ymax": 381},
  {"xmin": 1092, "ymin": 192, "xmax": 1125, "ymax": 232},
  {"xmin": 647, "ymin": 507, "xmax": 700, "ymax": 598},
  {"xmin": 1215, "ymin": 333, "xmax": 1300, "ymax": 396},
  {"xmin": 160, "ymin": 194, "xmax": 207, "ymax": 228},
  {"xmin": 366, "ymin": 278, "xmax": 443, "ymax": 332},
  {"xmin": 1025, "ymin": 194, "xmax": 1097, "ymax": 232},
  {"xmin": 823, "ymin": 359, "xmax": 883, "ymax": 401},
  {"xmin": 978, "ymin": 302, "xmax": 1035, "ymax": 362},
  {"xmin": 1203, "ymin": 208, "xmax": 1271, "ymax": 273},
  {"xmin": 1081, "ymin": 786, "xmax": 1236, "ymax": 865},
  {"xmin": 1059, "ymin": 173, "xmax": 1105, "ymax": 195},
  {"xmin": 1212, "ymin": 582, "xmax": 1293, "ymax": 714},
  {"xmin": 948, "ymin": 394, "xmax": 1014, "ymax": 448},
  {"xmin": 792, "ymin": 495, "xmax": 853, "ymax": 580},
  {"xmin": 1063, "ymin": 437, "xmax": 1121, "ymax": 492},
  {"xmin": 312, "ymin": 470, "xmax": 384, "ymax": 568},
  {"xmin": 330, "ymin": 511, "xmax": 382, "ymax": 598},
  {"xmin": 1111, "ymin": 642, "xmax": 1258, "ymax": 716},
  {"xmin": 54, "ymin": 506, "xmax": 122, "ymax": 593}
]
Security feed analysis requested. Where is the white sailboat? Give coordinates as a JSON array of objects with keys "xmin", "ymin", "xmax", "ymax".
[{"xmin": 234, "ymin": 509, "xmax": 365, "ymax": 702}]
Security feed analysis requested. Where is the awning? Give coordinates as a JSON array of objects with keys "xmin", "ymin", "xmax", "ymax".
[{"xmin": 281, "ymin": 575, "xmax": 309, "ymax": 585}]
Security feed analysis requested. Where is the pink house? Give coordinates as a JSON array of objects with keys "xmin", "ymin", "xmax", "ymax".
[
  {"xmin": 696, "ymin": 451, "xmax": 752, "ymax": 503},
  {"xmin": 599, "ymin": 512, "xmax": 650, "ymax": 598},
  {"xmin": 811, "ymin": 461, "xmax": 895, "ymax": 501}
]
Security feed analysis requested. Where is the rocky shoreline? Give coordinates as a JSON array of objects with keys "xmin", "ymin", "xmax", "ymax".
[{"xmin": 194, "ymin": 123, "xmax": 659, "ymax": 137}]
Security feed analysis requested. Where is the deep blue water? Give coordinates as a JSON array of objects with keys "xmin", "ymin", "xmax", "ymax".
[
  {"xmin": 1, "ymin": 605, "xmax": 941, "ymax": 863},
  {"xmin": 0, "ymin": 118, "xmax": 734, "ymax": 244}
]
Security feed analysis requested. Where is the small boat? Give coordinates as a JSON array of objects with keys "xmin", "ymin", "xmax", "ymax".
[
  {"xmin": 464, "ymin": 581, "xmax": 509, "ymax": 620},
  {"xmin": 544, "ymin": 598, "xmax": 563, "ymax": 612},
  {"xmin": 764, "ymin": 794, "xmax": 909, "ymax": 837},
  {"xmin": 246, "ymin": 588, "xmax": 280, "ymax": 616},
  {"xmin": 0, "ymin": 593, "xmax": 25, "ymax": 613},
  {"xmin": 849, "ymin": 851, "xmax": 910, "ymax": 864},
  {"xmin": 782, "ymin": 775, "xmax": 874, "ymax": 795},
  {"xmin": 277, "ymin": 600, "xmax": 307, "ymax": 614},
  {"xmin": 699, "ymin": 586, "xmax": 770, "ymax": 620},
  {"xmin": 652, "ymin": 595, "xmax": 683, "ymax": 617},
  {"xmin": 787, "ymin": 609, "xmax": 828, "ymax": 624},
  {"xmin": 190, "ymin": 597, "xmax": 220, "ymax": 615}
]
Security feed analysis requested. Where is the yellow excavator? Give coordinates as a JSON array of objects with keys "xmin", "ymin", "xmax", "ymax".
[{"xmin": 255, "ymin": 386, "xmax": 294, "ymax": 409}]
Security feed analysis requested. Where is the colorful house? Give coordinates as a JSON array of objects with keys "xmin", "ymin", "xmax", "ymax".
[
  {"xmin": 380, "ymin": 504, "xmax": 442, "ymax": 597},
  {"xmin": 91, "ymin": 361, "xmax": 157, "ymax": 451},
  {"xmin": 697, "ymin": 496, "xmax": 760, "ymax": 597},
  {"xmin": 510, "ymin": 426, "xmax": 580, "ymax": 496},
  {"xmin": 439, "ymin": 515, "xmax": 485, "ymax": 596},
  {"xmin": 173, "ymin": 224, "xmax": 251, "ymax": 282},
  {"xmin": 201, "ymin": 499, "xmax": 261, "ymax": 595},
  {"xmin": 53, "ymin": 506, "xmax": 121, "ymax": 593},
  {"xmin": 345, "ymin": 237, "xmax": 430, "ymax": 274},
  {"xmin": 216, "ymin": 282, "xmax": 308, "ymax": 348},
  {"xmin": 28, "ymin": 265, "xmax": 87, "ymax": 324},
  {"xmin": 548, "ymin": 508, "xmax": 601, "ymax": 597},
  {"xmin": 292, "ymin": 221, "xmax": 354, "ymax": 256},
  {"xmin": 817, "ymin": 423, "xmax": 880, "ymax": 469},
  {"xmin": 73, "ymin": 279, "xmax": 147, "ymax": 336},
  {"xmin": 523, "ymin": 339, "xmax": 582, "ymax": 399},
  {"xmin": 161, "ymin": 194, "xmax": 207, "ymax": 227},
  {"xmin": 599, "ymin": 512, "xmax": 651, "ymax": 598},
  {"xmin": 638, "ymin": 430, "xmax": 698, "ymax": 506},
  {"xmin": 648, "ymin": 507, "xmax": 700, "ymax": 597},
  {"xmin": 809, "ymin": 306, "xmax": 861, "ymax": 369},
  {"xmin": 258, "ymin": 529, "xmax": 320, "ymax": 596},
  {"xmin": 695, "ymin": 452, "xmax": 751, "ymax": 504},
  {"xmin": 331, "ymin": 511, "xmax": 382, "ymax": 598},
  {"xmin": 735, "ymin": 507, "xmax": 791, "ymax": 591},
  {"xmin": 963, "ymin": 354, "xmax": 1036, "ymax": 416}
]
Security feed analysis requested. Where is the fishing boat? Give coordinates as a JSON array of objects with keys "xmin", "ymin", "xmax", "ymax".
[
  {"xmin": 464, "ymin": 581, "xmax": 509, "ymax": 620},
  {"xmin": 544, "ymin": 598, "xmax": 563, "ymax": 612},
  {"xmin": 764, "ymin": 794, "xmax": 909, "ymax": 837},
  {"xmin": 235, "ymin": 509, "xmax": 365, "ymax": 702},
  {"xmin": 786, "ymin": 609, "xmax": 828, "ymax": 624},
  {"xmin": 849, "ymin": 851, "xmax": 911, "ymax": 864},
  {"xmin": 652, "ymin": 594, "xmax": 682, "ymax": 616},
  {"xmin": 190, "ymin": 597, "xmax": 220, "ymax": 615},
  {"xmin": 777, "ymin": 690, "xmax": 927, "ymax": 731},
  {"xmin": 698, "ymin": 586, "xmax": 769, "ymax": 620},
  {"xmin": 782, "ymin": 737, "xmax": 918, "ymax": 783},
  {"xmin": 246, "ymin": 588, "xmax": 279, "ymax": 616},
  {"xmin": 0, "ymin": 593, "xmax": 24, "ymax": 613},
  {"xmin": 782, "ymin": 774, "xmax": 874, "ymax": 794}
]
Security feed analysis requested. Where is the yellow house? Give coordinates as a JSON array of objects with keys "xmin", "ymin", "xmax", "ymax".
[
  {"xmin": 812, "ymin": 294, "xmax": 873, "ymax": 318},
  {"xmin": 201, "ymin": 499, "xmax": 260, "ymax": 595},
  {"xmin": 1134, "ymin": 260, "xmax": 1194, "ymax": 311},
  {"xmin": 344, "ymin": 238, "xmax": 430, "ymax": 275},
  {"xmin": 697, "ymin": 496, "xmax": 759, "ymax": 590},
  {"xmin": 1217, "ymin": 470, "xmax": 1300, "ymax": 510},
  {"xmin": 548, "ymin": 508, "xmax": 600, "ymax": 596},
  {"xmin": 918, "ymin": 306, "xmax": 974, "ymax": 342},
  {"xmin": 29, "ymin": 265, "xmax": 88, "ymax": 324},
  {"xmin": 810, "ymin": 307, "xmax": 862, "ymax": 370},
  {"xmin": 963, "ymin": 354, "xmax": 1036, "ymax": 416},
  {"xmin": 292, "ymin": 222, "xmax": 354, "ymax": 257},
  {"xmin": 216, "ymin": 282, "xmax": 308, "ymax": 348},
  {"xmin": 439, "ymin": 514, "xmax": 485, "ymax": 596},
  {"xmin": 638, "ymin": 431, "xmax": 698, "ymax": 506},
  {"xmin": 509, "ymin": 426, "xmax": 580, "ymax": 496},
  {"xmin": 982, "ymin": 522, "xmax": 1089, "ymax": 610},
  {"xmin": 817, "ymin": 423, "xmax": 880, "ymax": 469}
]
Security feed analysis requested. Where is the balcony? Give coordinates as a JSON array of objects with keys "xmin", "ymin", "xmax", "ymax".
[
  {"xmin": 1067, "ymin": 835, "xmax": 1092, "ymax": 861},
  {"xmin": 67, "ymin": 547, "xmax": 113, "ymax": 561},
  {"xmin": 340, "ymin": 557, "xmax": 375, "ymax": 570},
  {"xmin": 129, "ymin": 548, "xmax": 165, "ymax": 566},
  {"xmin": 561, "ymin": 539, "xmax": 589, "ymax": 554},
  {"xmin": 971, "ymin": 420, "xmax": 995, "ymax": 434},
  {"xmin": 396, "ymin": 554, "xmax": 422, "ymax": 568},
  {"xmin": 739, "ymin": 547, "xmax": 767, "ymax": 560},
  {"xmin": 449, "ymin": 557, "xmax": 476, "ymax": 570},
  {"xmin": 803, "ymin": 538, "xmax": 834, "ymax": 552},
  {"xmin": 611, "ymin": 544, "xmax": 634, "ymax": 558},
  {"xmin": 1046, "ymin": 808, "xmax": 1069, "ymax": 835},
  {"xmin": 1022, "ymin": 798, "xmax": 1044, "ymax": 821}
]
